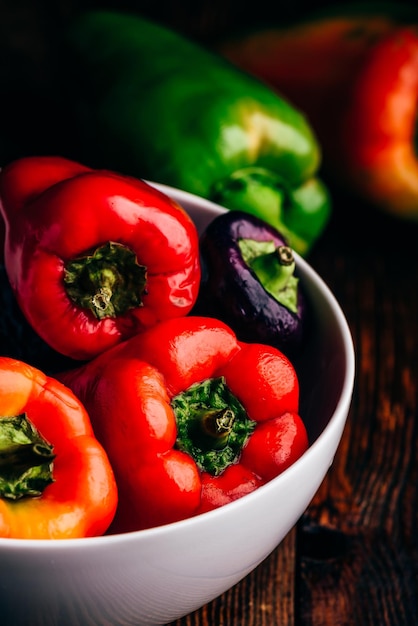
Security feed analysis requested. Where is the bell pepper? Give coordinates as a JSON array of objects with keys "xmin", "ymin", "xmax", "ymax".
[
  {"xmin": 58, "ymin": 316, "xmax": 309, "ymax": 532},
  {"xmin": 193, "ymin": 210, "xmax": 308, "ymax": 357},
  {"xmin": 218, "ymin": 4, "xmax": 418, "ymax": 220},
  {"xmin": 338, "ymin": 26, "xmax": 418, "ymax": 219},
  {"xmin": 0, "ymin": 357, "xmax": 117, "ymax": 539},
  {"xmin": 59, "ymin": 10, "xmax": 331, "ymax": 257},
  {"xmin": 0, "ymin": 155, "xmax": 201, "ymax": 361}
]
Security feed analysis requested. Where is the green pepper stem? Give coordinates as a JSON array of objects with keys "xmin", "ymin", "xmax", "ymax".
[
  {"xmin": 250, "ymin": 244, "xmax": 295, "ymax": 289},
  {"xmin": 195, "ymin": 408, "xmax": 235, "ymax": 450},
  {"xmin": 172, "ymin": 377, "xmax": 255, "ymax": 476},
  {"xmin": 0, "ymin": 414, "xmax": 55, "ymax": 500},
  {"xmin": 64, "ymin": 241, "xmax": 147, "ymax": 320},
  {"xmin": 239, "ymin": 238, "xmax": 299, "ymax": 313},
  {"xmin": 0, "ymin": 442, "xmax": 55, "ymax": 468}
]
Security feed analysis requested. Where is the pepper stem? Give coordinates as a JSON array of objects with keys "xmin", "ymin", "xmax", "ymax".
[
  {"xmin": 195, "ymin": 408, "xmax": 235, "ymax": 450},
  {"xmin": 239, "ymin": 238, "xmax": 299, "ymax": 313},
  {"xmin": 172, "ymin": 377, "xmax": 255, "ymax": 476},
  {"xmin": 64, "ymin": 241, "xmax": 147, "ymax": 320},
  {"xmin": 0, "ymin": 414, "xmax": 55, "ymax": 500},
  {"xmin": 0, "ymin": 442, "xmax": 55, "ymax": 468}
]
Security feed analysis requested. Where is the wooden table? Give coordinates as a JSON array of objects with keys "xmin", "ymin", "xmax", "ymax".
[{"xmin": 2, "ymin": 2, "xmax": 418, "ymax": 624}]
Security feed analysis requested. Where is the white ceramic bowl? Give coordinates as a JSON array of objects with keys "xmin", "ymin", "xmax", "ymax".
[{"xmin": 0, "ymin": 184, "xmax": 355, "ymax": 626}]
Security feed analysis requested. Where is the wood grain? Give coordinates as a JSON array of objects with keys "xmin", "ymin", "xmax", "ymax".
[{"xmin": 297, "ymin": 198, "xmax": 418, "ymax": 626}]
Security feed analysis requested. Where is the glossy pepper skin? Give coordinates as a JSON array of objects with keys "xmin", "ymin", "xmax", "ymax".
[
  {"xmin": 0, "ymin": 156, "xmax": 200, "ymax": 361},
  {"xmin": 0, "ymin": 357, "xmax": 117, "ymax": 539},
  {"xmin": 218, "ymin": 4, "xmax": 418, "ymax": 220},
  {"xmin": 193, "ymin": 210, "xmax": 307, "ymax": 357},
  {"xmin": 58, "ymin": 316, "xmax": 309, "ymax": 532},
  {"xmin": 61, "ymin": 10, "xmax": 331, "ymax": 257}
]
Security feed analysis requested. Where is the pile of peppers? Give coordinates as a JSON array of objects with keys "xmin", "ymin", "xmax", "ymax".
[
  {"xmin": 58, "ymin": 316, "xmax": 308, "ymax": 532},
  {"xmin": 218, "ymin": 2, "xmax": 418, "ymax": 220},
  {"xmin": 0, "ymin": 154, "xmax": 310, "ymax": 536}
]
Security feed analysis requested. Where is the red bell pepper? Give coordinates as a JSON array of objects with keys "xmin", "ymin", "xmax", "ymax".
[
  {"xmin": 338, "ymin": 26, "xmax": 418, "ymax": 219},
  {"xmin": 0, "ymin": 357, "xmax": 118, "ymax": 539},
  {"xmin": 58, "ymin": 316, "xmax": 309, "ymax": 532},
  {"xmin": 0, "ymin": 156, "xmax": 200, "ymax": 360}
]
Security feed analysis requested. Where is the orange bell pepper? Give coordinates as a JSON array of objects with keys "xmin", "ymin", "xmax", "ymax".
[{"xmin": 0, "ymin": 357, "xmax": 117, "ymax": 539}]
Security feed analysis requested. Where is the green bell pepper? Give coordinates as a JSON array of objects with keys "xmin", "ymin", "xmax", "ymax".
[{"xmin": 62, "ymin": 10, "xmax": 331, "ymax": 256}]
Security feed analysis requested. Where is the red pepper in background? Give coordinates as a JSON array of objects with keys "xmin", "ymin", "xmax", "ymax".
[
  {"xmin": 0, "ymin": 156, "xmax": 201, "ymax": 361},
  {"xmin": 58, "ymin": 316, "xmax": 308, "ymax": 532},
  {"xmin": 338, "ymin": 27, "xmax": 418, "ymax": 219},
  {"xmin": 218, "ymin": 9, "xmax": 418, "ymax": 220},
  {"xmin": 0, "ymin": 357, "xmax": 117, "ymax": 539}
]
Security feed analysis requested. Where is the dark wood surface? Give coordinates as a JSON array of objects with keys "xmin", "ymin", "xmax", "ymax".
[{"xmin": 2, "ymin": 2, "xmax": 418, "ymax": 624}]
